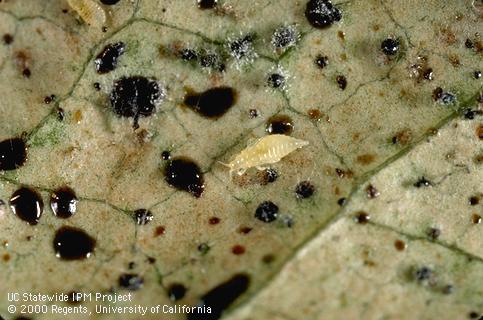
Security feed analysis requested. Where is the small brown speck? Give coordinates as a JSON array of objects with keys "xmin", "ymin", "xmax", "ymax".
[
  {"xmin": 209, "ymin": 217, "xmax": 220, "ymax": 225},
  {"xmin": 262, "ymin": 254, "xmax": 275, "ymax": 264},
  {"xmin": 356, "ymin": 154, "xmax": 375, "ymax": 165},
  {"xmin": 432, "ymin": 87, "xmax": 443, "ymax": 101},
  {"xmin": 2, "ymin": 253, "xmax": 10, "ymax": 262},
  {"xmin": 337, "ymin": 31, "xmax": 345, "ymax": 41},
  {"xmin": 476, "ymin": 125, "xmax": 483, "ymax": 140},
  {"xmin": 354, "ymin": 211, "xmax": 370, "ymax": 224},
  {"xmin": 394, "ymin": 240, "xmax": 406, "ymax": 251},
  {"xmin": 366, "ymin": 184, "xmax": 380, "ymax": 199},
  {"xmin": 232, "ymin": 245, "xmax": 245, "ymax": 255},
  {"xmin": 392, "ymin": 129, "xmax": 412, "ymax": 145},
  {"xmin": 335, "ymin": 168, "xmax": 353, "ymax": 178},
  {"xmin": 472, "ymin": 214, "xmax": 482, "ymax": 224},
  {"xmin": 308, "ymin": 109, "xmax": 322, "ymax": 121},
  {"xmin": 448, "ymin": 54, "xmax": 460, "ymax": 67},
  {"xmin": 238, "ymin": 226, "xmax": 252, "ymax": 234},
  {"xmin": 154, "ymin": 226, "xmax": 165, "ymax": 237}
]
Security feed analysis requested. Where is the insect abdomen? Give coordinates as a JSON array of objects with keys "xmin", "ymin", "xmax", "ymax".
[{"xmin": 68, "ymin": 0, "xmax": 106, "ymax": 27}]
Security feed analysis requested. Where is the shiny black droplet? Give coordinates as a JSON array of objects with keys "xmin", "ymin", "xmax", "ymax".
[
  {"xmin": 266, "ymin": 115, "xmax": 294, "ymax": 135},
  {"xmin": 110, "ymin": 76, "xmax": 162, "ymax": 128},
  {"xmin": 94, "ymin": 42, "xmax": 126, "ymax": 74},
  {"xmin": 267, "ymin": 73, "xmax": 285, "ymax": 88},
  {"xmin": 50, "ymin": 187, "xmax": 77, "ymax": 219},
  {"xmin": 164, "ymin": 157, "xmax": 205, "ymax": 198},
  {"xmin": 9, "ymin": 187, "xmax": 43, "ymax": 225},
  {"xmin": 381, "ymin": 38, "xmax": 400, "ymax": 56},
  {"xmin": 197, "ymin": 0, "xmax": 218, "ymax": 9},
  {"xmin": 134, "ymin": 209, "xmax": 153, "ymax": 225},
  {"xmin": 168, "ymin": 283, "xmax": 187, "ymax": 301},
  {"xmin": 119, "ymin": 273, "xmax": 144, "ymax": 290},
  {"xmin": 100, "ymin": 0, "xmax": 121, "ymax": 5},
  {"xmin": 184, "ymin": 87, "xmax": 236, "ymax": 119},
  {"xmin": 255, "ymin": 201, "xmax": 278, "ymax": 223},
  {"xmin": 295, "ymin": 181, "xmax": 315, "ymax": 199},
  {"xmin": 305, "ymin": 0, "xmax": 342, "ymax": 29},
  {"xmin": 0, "ymin": 138, "xmax": 27, "ymax": 171},
  {"xmin": 187, "ymin": 274, "xmax": 250, "ymax": 320},
  {"xmin": 53, "ymin": 226, "xmax": 95, "ymax": 260}
]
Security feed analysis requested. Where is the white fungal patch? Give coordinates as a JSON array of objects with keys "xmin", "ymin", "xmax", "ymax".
[
  {"xmin": 221, "ymin": 134, "xmax": 309, "ymax": 176},
  {"xmin": 67, "ymin": 0, "xmax": 106, "ymax": 28}
]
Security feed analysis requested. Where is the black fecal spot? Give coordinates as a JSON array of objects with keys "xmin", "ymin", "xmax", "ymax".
[
  {"xmin": 22, "ymin": 68, "xmax": 31, "ymax": 78},
  {"xmin": 474, "ymin": 70, "xmax": 482, "ymax": 79},
  {"xmin": 381, "ymin": 38, "xmax": 400, "ymax": 56},
  {"xmin": 262, "ymin": 168, "xmax": 278, "ymax": 184},
  {"xmin": 440, "ymin": 92, "xmax": 456, "ymax": 105},
  {"xmin": 93, "ymin": 82, "xmax": 101, "ymax": 91},
  {"xmin": 423, "ymin": 68, "xmax": 434, "ymax": 81},
  {"xmin": 249, "ymin": 109, "xmax": 259, "ymax": 118},
  {"xmin": 464, "ymin": 109, "xmax": 477, "ymax": 120},
  {"xmin": 271, "ymin": 25, "xmax": 299, "ymax": 49},
  {"xmin": 315, "ymin": 55, "xmax": 329, "ymax": 69},
  {"xmin": 414, "ymin": 266, "xmax": 432, "ymax": 282},
  {"xmin": 295, "ymin": 181, "xmax": 315, "ymax": 199},
  {"xmin": 164, "ymin": 157, "xmax": 205, "ymax": 198},
  {"xmin": 44, "ymin": 94, "xmax": 55, "ymax": 104},
  {"xmin": 229, "ymin": 34, "xmax": 254, "ymax": 59},
  {"xmin": 366, "ymin": 184, "xmax": 380, "ymax": 199},
  {"xmin": 267, "ymin": 73, "xmax": 285, "ymax": 88},
  {"xmin": 465, "ymin": 39, "xmax": 474, "ymax": 49},
  {"xmin": 110, "ymin": 76, "xmax": 162, "ymax": 129},
  {"xmin": 255, "ymin": 201, "xmax": 278, "ymax": 223},
  {"xmin": 198, "ymin": 243, "xmax": 210, "ymax": 255},
  {"xmin": 57, "ymin": 107, "xmax": 65, "ymax": 121},
  {"xmin": 469, "ymin": 312, "xmax": 481, "ymax": 319},
  {"xmin": 3, "ymin": 33, "xmax": 13, "ymax": 45},
  {"xmin": 354, "ymin": 211, "xmax": 370, "ymax": 224},
  {"xmin": 305, "ymin": 0, "xmax": 341, "ymax": 29},
  {"xmin": 161, "ymin": 151, "xmax": 171, "ymax": 160},
  {"xmin": 0, "ymin": 137, "xmax": 27, "ymax": 171},
  {"xmin": 427, "ymin": 227, "xmax": 441, "ymax": 240},
  {"xmin": 337, "ymin": 197, "xmax": 347, "ymax": 206},
  {"xmin": 128, "ymin": 261, "xmax": 136, "ymax": 269},
  {"xmin": 94, "ymin": 42, "xmax": 126, "ymax": 74},
  {"xmin": 469, "ymin": 196, "xmax": 480, "ymax": 205},
  {"xmin": 134, "ymin": 209, "xmax": 153, "ymax": 225},
  {"xmin": 266, "ymin": 115, "xmax": 293, "ymax": 135},
  {"xmin": 180, "ymin": 48, "xmax": 198, "ymax": 61},
  {"xmin": 199, "ymin": 53, "xmax": 224, "ymax": 71},
  {"xmin": 183, "ymin": 87, "xmax": 236, "ymax": 119},
  {"xmin": 168, "ymin": 283, "xmax": 187, "ymax": 301},
  {"xmin": 187, "ymin": 274, "xmax": 250, "ymax": 320},
  {"xmin": 414, "ymin": 177, "xmax": 432, "ymax": 188},
  {"xmin": 442, "ymin": 284, "xmax": 454, "ymax": 295},
  {"xmin": 336, "ymin": 75, "xmax": 347, "ymax": 90},
  {"xmin": 118, "ymin": 273, "xmax": 144, "ymax": 291},
  {"xmin": 197, "ymin": 0, "xmax": 218, "ymax": 9},
  {"xmin": 50, "ymin": 187, "xmax": 77, "ymax": 219},
  {"xmin": 432, "ymin": 87, "xmax": 443, "ymax": 101},
  {"xmin": 53, "ymin": 226, "xmax": 95, "ymax": 260},
  {"xmin": 100, "ymin": 0, "xmax": 121, "ymax": 5},
  {"xmin": 9, "ymin": 187, "xmax": 43, "ymax": 225}
]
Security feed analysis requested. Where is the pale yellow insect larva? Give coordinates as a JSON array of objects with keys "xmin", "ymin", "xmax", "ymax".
[
  {"xmin": 67, "ymin": 0, "xmax": 106, "ymax": 28},
  {"xmin": 221, "ymin": 134, "xmax": 309, "ymax": 176}
]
